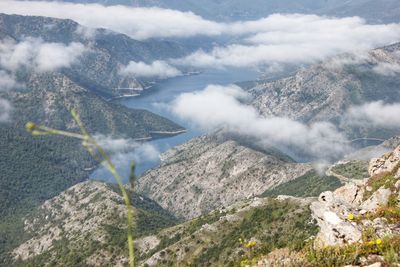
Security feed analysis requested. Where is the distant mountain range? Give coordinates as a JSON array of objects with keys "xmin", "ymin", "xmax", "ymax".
[
  {"xmin": 251, "ymin": 42, "xmax": 400, "ymax": 138},
  {"xmin": 0, "ymin": 13, "xmax": 187, "ymax": 98},
  {"xmin": 45, "ymin": 0, "xmax": 400, "ymax": 23}
]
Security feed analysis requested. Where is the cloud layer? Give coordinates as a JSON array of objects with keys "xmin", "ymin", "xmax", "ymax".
[
  {"xmin": 0, "ymin": 38, "xmax": 86, "ymax": 72},
  {"xmin": 171, "ymin": 85, "xmax": 349, "ymax": 160},
  {"xmin": 0, "ymin": 37, "xmax": 86, "ymax": 121},
  {"xmin": 0, "ymin": 1, "xmax": 223, "ymax": 40},
  {"xmin": 120, "ymin": 61, "xmax": 182, "ymax": 79},
  {"xmin": 176, "ymin": 15, "xmax": 400, "ymax": 68},
  {"xmin": 3, "ymin": 2, "xmax": 400, "ymax": 70},
  {"xmin": 347, "ymin": 101, "xmax": 400, "ymax": 128}
]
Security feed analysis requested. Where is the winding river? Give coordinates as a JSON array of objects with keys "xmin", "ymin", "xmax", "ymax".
[{"xmin": 91, "ymin": 68, "xmax": 260, "ymax": 183}]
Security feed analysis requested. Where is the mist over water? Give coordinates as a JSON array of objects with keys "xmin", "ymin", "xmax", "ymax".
[{"xmin": 90, "ymin": 67, "xmax": 260, "ymax": 183}]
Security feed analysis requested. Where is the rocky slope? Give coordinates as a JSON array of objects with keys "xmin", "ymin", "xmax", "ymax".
[
  {"xmin": 250, "ymin": 42, "xmax": 400, "ymax": 137},
  {"xmin": 10, "ymin": 181, "xmax": 178, "ymax": 267},
  {"xmin": 9, "ymin": 142, "xmax": 400, "ymax": 267},
  {"xmin": 136, "ymin": 134, "xmax": 312, "ymax": 219},
  {"xmin": 11, "ymin": 181, "xmax": 317, "ymax": 267},
  {"xmin": 307, "ymin": 145, "xmax": 400, "ymax": 266}
]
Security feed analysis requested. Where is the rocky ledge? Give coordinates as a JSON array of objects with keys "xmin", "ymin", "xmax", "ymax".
[{"xmin": 310, "ymin": 145, "xmax": 400, "ymax": 265}]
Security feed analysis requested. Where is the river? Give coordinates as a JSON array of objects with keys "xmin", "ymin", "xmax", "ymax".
[{"xmin": 91, "ymin": 68, "xmax": 260, "ymax": 183}]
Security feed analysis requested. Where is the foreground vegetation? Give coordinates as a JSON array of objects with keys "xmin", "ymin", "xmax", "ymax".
[{"xmin": 261, "ymin": 170, "xmax": 342, "ymax": 198}]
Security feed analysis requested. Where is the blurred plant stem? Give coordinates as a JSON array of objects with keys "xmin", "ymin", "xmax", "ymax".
[{"xmin": 25, "ymin": 109, "xmax": 135, "ymax": 267}]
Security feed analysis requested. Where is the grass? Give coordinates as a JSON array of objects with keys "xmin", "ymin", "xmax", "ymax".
[
  {"xmin": 331, "ymin": 160, "xmax": 369, "ymax": 180},
  {"xmin": 261, "ymin": 170, "xmax": 343, "ymax": 198},
  {"xmin": 305, "ymin": 235, "xmax": 400, "ymax": 267},
  {"xmin": 364, "ymin": 171, "xmax": 398, "ymax": 200}
]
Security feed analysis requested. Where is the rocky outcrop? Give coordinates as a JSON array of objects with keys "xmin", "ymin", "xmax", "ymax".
[
  {"xmin": 369, "ymin": 145, "xmax": 400, "ymax": 178},
  {"xmin": 310, "ymin": 146, "xmax": 400, "ymax": 247},
  {"xmin": 137, "ymin": 134, "xmax": 311, "ymax": 219}
]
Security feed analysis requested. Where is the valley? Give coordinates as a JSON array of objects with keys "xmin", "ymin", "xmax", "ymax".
[{"xmin": 0, "ymin": 1, "xmax": 400, "ymax": 266}]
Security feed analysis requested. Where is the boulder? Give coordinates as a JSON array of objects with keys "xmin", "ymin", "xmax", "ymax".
[{"xmin": 310, "ymin": 191, "xmax": 362, "ymax": 247}]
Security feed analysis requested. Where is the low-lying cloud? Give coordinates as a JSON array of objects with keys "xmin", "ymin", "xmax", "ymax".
[
  {"xmin": 176, "ymin": 15, "xmax": 400, "ymax": 68},
  {"xmin": 372, "ymin": 62, "xmax": 400, "ymax": 76},
  {"xmin": 0, "ymin": 1, "xmax": 223, "ymax": 40},
  {"xmin": 171, "ymin": 85, "xmax": 350, "ymax": 160},
  {"xmin": 120, "ymin": 61, "xmax": 182, "ymax": 79},
  {"xmin": 94, "ymin": 134, "xmax": 160, "ymax": 161},
  {"xmin": 347, "ymin": 101, "xmax": 400, "ymax": 128},
  {"xmin": 3, "ymin": 2, "xmax": 400, "ymax": 70},
  {"xmin": 0, "ymin": 37, "xmax": 86, "ymax": 72},
  {"xmin": 0, "ymin": 37, "xmax": 85, "ymax": 121},
  {"xmin": 91, "ymin": 134, "xmax": 160, "ymax": 182},
  {"xmin": 0, "ymin": 98, "xmax": 12, "ymax": 122}
]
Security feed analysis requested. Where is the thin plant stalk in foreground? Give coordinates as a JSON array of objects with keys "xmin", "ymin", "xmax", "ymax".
[{"xmin": 25, "ymin": 109, "xmax": 135, "ymax": 267}]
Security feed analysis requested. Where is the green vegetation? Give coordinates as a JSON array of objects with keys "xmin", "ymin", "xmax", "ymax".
[
  {"xmin": 138, "ymin": 199, "xmax": 318, "ymax": 267},
  {"xmin": 331, "ymin": 160, "xmax": 369, "ymax": 180},
  {"xmin": 261, "ymin": 170, "xmax": 343, "ymax": 198},
  {"xmin": 364, "ymin": 171, "xmax": 399, "ymax": 200},
  {"xmin": 191, "ymin": 199, "xmax": 317, "ymax": 267},
  {"xmin": 305, "ymin": 234, "xmax": 400, "ymax": 266}
]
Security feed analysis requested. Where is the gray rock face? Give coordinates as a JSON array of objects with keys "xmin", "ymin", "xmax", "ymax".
[
  {"xmin": 249, "ymin": 43, "xmax": 400, "ymax": 138},
  {"xmin": 311, "ymin": 145, "xmax": 400, "ymax": 247},
  {"xmin": 368, "ymin": 145, "xmax": 400, "ymax": 177},
  {"xmin": 311, "ymin": 190, "xmax": 363, "ymax": 247},
  {"xmin": 360, "ymin": 188, "xmax": 392, "ymax": 212},
  {"xmin": 137, "ymin": 134, "xmax": 311, "ymax": 219}
]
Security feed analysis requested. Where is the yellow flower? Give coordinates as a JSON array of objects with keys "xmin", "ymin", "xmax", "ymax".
[
  {"xmin": 347, "ymin": 213, "xmax": 354, "ymax": 220},
  {"xmin": 25, "ymin": 122, "xmax": 36, "ymax": 132},
  {"xmin": 375, "ymin": 239, "xmax": 382, "ymax": 245},
  {"xmin": 368, "ymin": 241, "xmax": 375, "ymax": 246},
  {"xmin": 245, "ymin": 241, "xmax": 257, "ymax": 249}
]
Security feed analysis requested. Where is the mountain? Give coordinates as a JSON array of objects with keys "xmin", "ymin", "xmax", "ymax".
[
  {"xmin": 8, "ymin": 144, "xmax": 400, "ymax": 266},
  {"xmin": 250, "ymin": 42, "xmax": 400, "ymax": 138},
  {"xmin": 136, "ymin": 133, "xmax": 313, "ymax": 219},
  {"xmin": 321, "ymin": 0, "xmax": 400, "ymax": 24},
  {"xmin": 0, "ymin": 13, "xmax": 186, "ymax": 261},
  {"xmin": 10, "ymin": 181, "xmax": 317, "ymax": 267},
  {"xmin": 8, "ymin": 181, "xmax": 178, "ymax": 266},
  {"xmin": 0, "ymin": 13, "xmax": 187, "ymax": 98},
  {"xmin": 48, "ymin": 0, "xmax": 400, "ymax": 23}
]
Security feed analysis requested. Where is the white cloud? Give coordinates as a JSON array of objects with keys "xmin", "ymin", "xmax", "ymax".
[
  {"xmin": 175, "ymin": 14, "xmax": 400, "ymax": 68},
  {"xmin": 171, "ymin": 85, "xmax": 349, "ymax": 160},
  {"xmin": 0, "ymin": 70, "xmax": 19, "ymax": 122},
  {"xmin": 347, "ymin": 101, "xmax": 400, "ymax": 128},
  {"xmin": 0, "ymin": 38, "xmax": 86, "ymax": 72},
  {"xmin": 120, "ymin": 60, "xmax": 182, "ymax": 79},
  {"xmin": 94, "ymin": 134, "xmax": 160, "ymax": 161},
  {"xmin": 0, "ymin": 70, "xmax": 18, "ymax": 90},
  {"xmin": 0, "ymin": 1, "xmax": 223, "ymax": 40},
  {"xmin": 0, "ymin": 37, "xmax": 85, "ymax": 121},
  {"xmin": 0, "ymin": 98, "xmax": 12, "ymax": 122},
  {"xmin": 372, "ymin": 62, "xmax": 400, "ymax": 76},
  {"xmin": 75, "ymin": 25, "xmax": 98, "ymax": 40},
  {"xmin": 3, "ymin": 2, "xmax": 400, "ymax": 69}
]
